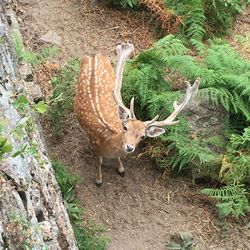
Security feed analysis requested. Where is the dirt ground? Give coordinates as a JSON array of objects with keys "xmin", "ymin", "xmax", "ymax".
[{"xmin": 15, "ymin": 0, "xmax": 250, "ymax": 249}]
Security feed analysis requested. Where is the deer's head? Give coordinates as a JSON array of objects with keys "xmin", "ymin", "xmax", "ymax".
[{"xmin": 114, "ymin": 43, "xmax": 200, "ymax": 154}]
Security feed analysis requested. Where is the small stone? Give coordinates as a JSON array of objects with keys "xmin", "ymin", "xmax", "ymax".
[
  {"xmin": 40, "ymin": 30, "xmax": 62, "ymax": 46},
  {"xmin": 19, "ymin": 63, "xmax": 33, "ymax": 81},
  {"xmin": 26, "ymin": 82, "xmax": 44, "ymax": 102},
  {"xmin": 179, "ymin": 231, "xmax": 193, "ymax": 242}
]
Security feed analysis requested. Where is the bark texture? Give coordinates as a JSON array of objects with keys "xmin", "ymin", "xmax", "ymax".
[{"xmin": 0, "ymin": 1, "xmax": 78, "ymax": 249}]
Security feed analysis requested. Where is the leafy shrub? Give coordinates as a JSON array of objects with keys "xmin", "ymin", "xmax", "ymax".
[
  {"xmin": 122, "ymin": 35, "xmax": 250, "ymax": 217},
  {"xmin": 202, "ymin": 184, "xmax": 250, "ymax": 218},
  {"xmin": 113, "ymin": 0, "xmax": 249, "ymax": 39},
  {"xmin": 47, "ymin": 58, "xmax": 80, "ymax": 133},
  {"xmin": 113, "ymin": 0, "xmax": 138, "ymax": 8},
  {"xmin": 0, "ymin": 94, "xmax": 48, "ymax": 163},
  {"xmin": 12, "ymin": 33, "xmax": 59, "ymax": 66},
  {"xmin": 220, "ymin": 127, "xmax": 250, "ymax": 185},
  {"xmin": 52, "ymin": 160, "xmax": 109, "ymax": 249},
  {"xmin": 123, "ymin": 35, "xmax": 249, "ymax": 166}
]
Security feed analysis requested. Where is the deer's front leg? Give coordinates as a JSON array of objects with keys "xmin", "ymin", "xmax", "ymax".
[
  {"xmin": 117, "ymin": 157, "xmax": 125, "ymax": 177},
  {"xmin": 96, "ymin": 156, "xmax": 103, "ymax": 187}
]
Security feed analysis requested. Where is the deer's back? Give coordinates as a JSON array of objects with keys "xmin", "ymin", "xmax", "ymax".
[{"xmin": 75, "ymin": 54, "xmax": 122, "ymax": 154}]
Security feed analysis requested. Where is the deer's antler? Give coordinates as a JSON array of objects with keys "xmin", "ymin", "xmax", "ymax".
[
  {"xmin": 113, "ymin": 43, "xmax": 135, "ymax": 118},
  {"xmin": 144, "ymin": 78, "xmax": 200, "ymax": 127}
]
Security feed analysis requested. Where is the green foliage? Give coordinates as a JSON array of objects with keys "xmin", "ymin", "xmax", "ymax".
[
  {"xmin": 202, "ymin": 184, "xmax": 250, "ymax": 217},
  {"xmin": 12, "ymin": 95, "xmax": 30, "ymax": 114},
  {"xmin": 52, "ymin": 160, "xmax": 80, "ymax": 196},
  {"xmin": 164, "ymin": 0, "xmax": 206, "ymax": 41},
  {"xmin": 124, "ymin": 35, "xmax": 250, "ymax": 170},
  {"xmin": 7, "ymin": 212, "xmax": 46, "ymax": 249},
  {"xmin": 123, "ymin": 35, "xmax": 250, "ymax": 217},
  {"xmin": 48, "ymin": 58, "xmax": 80, "ymax": 134},
  {"xmin": 34, "ymin": 101, "xmax": 48, "ymax": 114},
  {"xmin": 52, "ymin": 160, "xmax": 109, "ymax": 249},
  {"xmin": 12, "ymin": 33, "xmax": 59, "ymax": 66},
  {"xmin": 206, "ymin": 134, "xmax": 227, "ymax": 148},
  {"xmin": 13, "ymin": 95, "xmax": 48, "ymax": 115},
  {"xmin": 164, "ymin": 123, "xmax": 215, "ymax": 173},
  {"xmin": 0, "ymin": 94, "xmax": 48, "ymax": 162},
  {"xmin": 0, "ymin": 134, "xmax": 13, "ymax": 161},
  {"xmin": 167, "ymin": 0, "xmax": 249, "ymax": 39},
  {"xmin": 0, "ymin": 36, "xmax": 6, "ymax": 44},
  {"xmin": 204, "ymin": 0, "xmax": 249, "ymax": 35},
  {"xmin": 113, "ymin": 0, "xmax": 138, "ymax": 7},
  {"xmin": 113, "ymin": 0, "xmax": 248, "ymax": 40},
  {"xmin": 220, "ymin": 127, "xmax": 250, "ymax": 184}
]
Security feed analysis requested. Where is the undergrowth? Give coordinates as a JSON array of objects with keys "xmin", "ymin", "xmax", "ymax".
[
  {"xmin": 45, "ymin": 35, "xmax": 250, "ymax": 218},
  {"xmin": 11, "ymin": 34, "xmax": 109, "ymax": 245},
  {"xmin": 46, "ymin": 35, "xmax": 250, "ymax": 218},
  {"xmin": 202, "ymin": 184, "xmax": 250, "ymax": 218},
  {"xmin": 122, "ymin": 35, "xmax": 250, "ymax": 217},
  {"xmin": 12, "ymin": 33, "xmax": 59, "ymax": 67},
  {"xmin": 113, "ymin": 0, "xmax": 249, "ymax": 40},
  {"xmin": 47, "ymin": 58, "xmax": 80, "ymax": 133},
  {"xmin": 52, "ymin": 160, "xmax": 109, "ymax": 250}
]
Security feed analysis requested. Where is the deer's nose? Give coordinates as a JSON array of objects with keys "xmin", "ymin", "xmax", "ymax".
[{"xmin": 125, "ymin": 144, "xmax": 135, "ymax": 153}]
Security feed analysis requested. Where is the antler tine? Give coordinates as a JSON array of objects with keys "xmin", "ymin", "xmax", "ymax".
[
  {"xmin": 144, "ymin": 114, "xmax": 160, "ymax": 126},
  {"xmin": 113, "ymin": 43, "xmax": 134, "ymax": 116},
  {"xmin": 144, "ymin": 78, "xmax": 201, "ymax": 127},
  {"xmin": 130, "ymin": 97, "xmax": 136, "ymax": 119}
]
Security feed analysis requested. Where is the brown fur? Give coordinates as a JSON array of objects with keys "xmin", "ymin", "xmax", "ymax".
[{"xmin": 74, "ymin": 54, "xmax": 146, "ymax": 159}]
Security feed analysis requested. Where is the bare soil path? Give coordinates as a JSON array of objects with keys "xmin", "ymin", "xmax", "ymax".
[{"xmin": 15, "ymin": 0, "xmax": 250, "ymax": 249}]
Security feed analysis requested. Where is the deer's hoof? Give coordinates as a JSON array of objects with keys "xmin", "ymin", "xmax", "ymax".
[
  {"xmin": 96, "ymin": 182, "xmax": 102, "ymax": 187},
  {"xmin": 118, "ymin": 171, "xmax": 125, "ymax": 177}
]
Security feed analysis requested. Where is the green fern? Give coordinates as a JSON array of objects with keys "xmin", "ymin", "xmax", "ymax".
[
  {"xmin": 112, "ymin": 0, "xmax": 138, "ymax": 7},
  {"xmin": 166, "ymin": 133, "xmax": 215, "ymax": 172},
  {"xmin": 123, "ymin": 35, "xmax": 250, "ymax": 216},
  {"xmin": 220, "ymin": 127, "xmax": 250, "ymax": 184},
  {"xmin": 204, "ymin": 0, "xmax": 249, "ymax": 35},
  {"xmin": 114, "ymin": 0, "xmax": 248, "ymax": 41},
  {"xmin": 202, "ymin": 184, "xmax": 250, "ymax": 217}
]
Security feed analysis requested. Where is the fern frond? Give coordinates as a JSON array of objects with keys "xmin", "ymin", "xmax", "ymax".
[
  {"xmin": 123, "ymin": 35, "xmax": 250, "ymax": 206},
  {"xmin": 202, "ymin": 184, "xmax": 250, "ymax": 217}
]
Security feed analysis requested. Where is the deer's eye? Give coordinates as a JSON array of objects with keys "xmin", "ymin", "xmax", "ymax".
[{"xmin": 122, "ymin": 124, "xmax": 128, "ymax": 132}]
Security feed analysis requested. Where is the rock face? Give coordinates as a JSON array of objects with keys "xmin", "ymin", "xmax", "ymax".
[
  {"xmin": 184, "ymin": 94, "xmax": 228, "ymax": 182},
  {"xmin": 0, "ymin": 1, "xmax": 78, "ymax": 249}
]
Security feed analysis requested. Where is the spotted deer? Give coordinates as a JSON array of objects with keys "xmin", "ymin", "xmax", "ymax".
[{"xmin": 75, "ymin": 43, "xmax": 200, "ymax": 186}]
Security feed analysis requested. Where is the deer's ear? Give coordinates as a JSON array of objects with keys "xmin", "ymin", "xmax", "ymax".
[
  {"xmin": 146, "ymin": 126, "xmax": 165, "ymax": 138},
  {"xmin": 118, "ymin": 106, "xmax": 130, "ymax": 123}
]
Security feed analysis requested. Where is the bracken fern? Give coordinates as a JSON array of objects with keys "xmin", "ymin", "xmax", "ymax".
[
  {"xmin": 202, "ymin": 184, "xmax": 250, "ymax": 218},
  {"xmin": 122, "ymin": 35, "xmax": 250, "ymax": 217}
]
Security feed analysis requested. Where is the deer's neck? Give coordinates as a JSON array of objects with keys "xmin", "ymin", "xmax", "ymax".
[
  {"xmin": 110, "ymin": 131, "xmax": 126, "ymax": 157},
  {"xmin": 94, "ymin": 130, "xmax": 125, "ymax": 158}
]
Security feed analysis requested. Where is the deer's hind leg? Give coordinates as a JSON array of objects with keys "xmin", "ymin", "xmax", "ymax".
[
  {"xmin": 117, "ymin": 157, "xmax": 125, "ymax": 177},
  {"xmin": 96, "ymin": 156, "xmax": 103, "ymax": 187}
]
